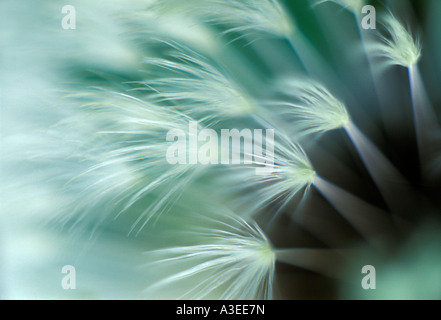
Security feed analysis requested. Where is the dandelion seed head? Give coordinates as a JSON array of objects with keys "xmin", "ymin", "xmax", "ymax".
[
  {"xmin": 375, "ymin": 14, "xmax": 421, "ymax": 68},
  {"xmin": 277, "ymin": 79, "xmax": 350, "ymax": 136}
]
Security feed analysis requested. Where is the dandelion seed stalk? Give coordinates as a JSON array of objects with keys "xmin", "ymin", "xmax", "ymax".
[
  {"xmin": 408, "ymin": 65, "xmax": 441, "ymax": 176},
  {"xmin": 313, "ymin": 176, "xmax": 397, "ymax": 248},
  {"xmin": 344, "ymin": 121, "xmax": 418, "ymax": 216},
  {"xmin": 275, "ymin": 248, "xmax": 355, "ymax": 279},
  {"xmin": 286, "ymin": 33, "xmax": 339, "ymax": 86}
]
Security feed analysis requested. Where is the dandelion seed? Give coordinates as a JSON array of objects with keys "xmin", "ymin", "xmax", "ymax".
[
  {"xmin": 197, "ymin": 0, "xmax": 295, "ymax": 39},
  {"xmin": 118, "ymin": 0, "xmax": 220, "ymax": 56},
  {"xmin": 228, "ymin": 128, "xmax": 316, "ymax": 219},
  {"xmin": 370, "ymin": 10, "xmax": 441, "ymax": 179},
  {"xmin": 140, "ymin": 42, "xmax": 257, "ymax": 122},
  {"xmin": 373, "ymin": 14, "xmax": 421, "ymax": 68},
  {"xmin": 275, "ymin": 79, "xmax": 350, "ymax": 136},
  {"xmin": 227, "ymin": 122, "xmax": 395, "ymax": 240},
  {"xmin": 143, "ymin": 213, "xmax": 275, "ymax": 299}
]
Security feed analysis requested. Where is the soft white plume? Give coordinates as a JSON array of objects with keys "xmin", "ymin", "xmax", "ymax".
[
  {"xmin": 140, "ymin": 42, "xmax": 257, "ymax": 122},
  {"xmin": 372, "ymin": 14, "xmax": 421, "ymax": 68},
  {"xmin": 275, "ymin": 79, "xmax": 350, "ymax": 136},
  {"xmin": 143, "ymin": 212, "xmax": 275, "ymax": 299},
  {"xmin": 195, "ymin": 0, "xmax": 295, "ymax": 39}
]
